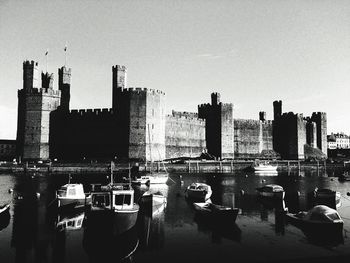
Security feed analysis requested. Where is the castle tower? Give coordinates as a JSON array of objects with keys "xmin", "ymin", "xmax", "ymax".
[
  {"xmin": 259, "ymin": 111, "xmax": 266, "ymax": 122},
  {"xmin": 112, "ymin": 65, "xmax": 127, "ymax": 110},
  {"xmin": 23, "ymin": 60, "xmax": 40, "ymax": 91},
  {"xmin": 58, "ymin": 66, "xmax": 71, "ymax": 111},
  {"xmin": 42, "ymin": 72, "xmax": 54, "ymax": 90},
  {"xmin": 198, "ymin": 92, "xmax": 234, "ymax": 159},
  {"xmin": 17, "ymin": 60, "xmax": 61, "ymax": 161},
  {"xmin": 311, "ymin": 112, "xmax": 327, "ymax": 156},
  {"xmin": 273, "ymin": 100, "xmax": 282, "ymax": 120}
]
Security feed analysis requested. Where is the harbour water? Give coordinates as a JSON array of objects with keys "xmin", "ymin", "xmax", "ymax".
[{"xmin": 1, "ymin": 170, "xmax": 350, "ymax": 262}]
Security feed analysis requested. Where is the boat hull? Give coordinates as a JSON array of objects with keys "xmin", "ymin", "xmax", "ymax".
[
  {"xmin": 186, "ymin": 189, "xmax": 212, "ymax": 202},
  {"xmin": 88, "ymin": 204, "xmax": 139, "ymax": 235},
  {"xmin": 193, "ymin": 203, "xmax": 239, "ymax": 223},
  {"xmin": 286, "ymin": 213, "xmax": 344, "ymax": 239},
  {"xmin": 57, "ymin": 196, "xmax": 90, "ymax": 209},
  {"xmin": 256, "ymin": 190, "xmax": 285, "ymax": 199}
]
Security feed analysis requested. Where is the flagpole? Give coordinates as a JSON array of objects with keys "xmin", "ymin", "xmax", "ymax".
[
  {"xmin": 64, "ymin": 42, "xmax": 67, "ymax": 67},
  {"xmin": 45, "ymin": 49, "xmax": 49, "ymax": 73}
]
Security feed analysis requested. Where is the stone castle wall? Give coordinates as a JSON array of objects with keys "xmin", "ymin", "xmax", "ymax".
[
  {"xmin": 234, "ymin": 119, "xmax": 273, "ymax": 158},
  {"xmin": 165, "ymin": 111, "xmax": 206, "ymax": 159}
]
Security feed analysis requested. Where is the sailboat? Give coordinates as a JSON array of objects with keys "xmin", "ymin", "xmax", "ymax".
[{"xmin": 132, "ymin": 124, "xmax": 169, "ymax": 185}]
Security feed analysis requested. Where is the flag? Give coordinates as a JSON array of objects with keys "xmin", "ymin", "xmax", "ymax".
[
  {"xmin": 45, "ymin": 49, "xmax": 48, "ymax": 56},
  {"xmin": 64, "ymin": 41, "xmax": 67, "ymax": 52}
]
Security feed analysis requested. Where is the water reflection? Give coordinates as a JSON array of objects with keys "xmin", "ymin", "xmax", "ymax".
[{"xmin": 1, "ymin": 170, "xmax": 350, "ymax": 262}]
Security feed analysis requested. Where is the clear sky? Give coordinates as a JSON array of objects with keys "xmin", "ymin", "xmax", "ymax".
[{"xmin": 1, "ymin": 0, "xmax": 350, "ymax": 139}]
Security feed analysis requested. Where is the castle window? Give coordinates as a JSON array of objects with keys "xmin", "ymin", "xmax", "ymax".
[
  {"xmin": 152, "ymin": 109, "xmax": 154, "ymax": 117},
  {"xmin": 152, "ymin": 124, "xmax": 154, "ymax": 129}
]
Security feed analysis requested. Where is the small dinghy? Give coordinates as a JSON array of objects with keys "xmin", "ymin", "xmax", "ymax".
[
  {"xmin": 193, "ymin": 202, "xmax": 239, "ymax": 223},
  {"xmin": 256, "ymin": 184, "xmax": 285, "ymax": 199},
  {"xmin": 285, "ymin": 205, "xmax": 343, "ymax": 238},
  {"xmin": 185, "ymin": 183, "xmax": 212, "ymax": 202}
]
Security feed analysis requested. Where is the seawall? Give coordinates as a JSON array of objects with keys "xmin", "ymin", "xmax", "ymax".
[{"xmin": 0, "ymin": 160, "xmax": 347, "ymax": 174}]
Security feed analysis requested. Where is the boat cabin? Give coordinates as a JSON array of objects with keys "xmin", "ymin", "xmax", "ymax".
[
  {"xmin": 91, "ymin": 184, "xmax": 135, "ymax": 211},
  {"xmin": 57, "ymin": 184, "xmax": 86, "ymax": 199}
]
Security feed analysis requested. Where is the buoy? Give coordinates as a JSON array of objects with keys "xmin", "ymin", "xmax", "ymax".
[
  {"xmin": 240, "ymin": 189, "xmax": 245, "ymax": 196},
  {"xmin": 245, "ymin": 174, "xmax": 248, "ymax": 178},
  {"xmin": 8, "ymin": 188, "xmax": 13, "ymax": 194},
  {"xmin": 36, "ymin": 192, "xmax": 40, "ymax": 198},
  {"xmin": 262, "ymin": 179, "xmax": 266, "ymax": 183}
]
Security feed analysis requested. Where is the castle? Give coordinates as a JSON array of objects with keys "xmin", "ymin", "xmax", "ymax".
[{"xmin": 15, "ymin": 60, "xmax": 327, "ymax": 162}]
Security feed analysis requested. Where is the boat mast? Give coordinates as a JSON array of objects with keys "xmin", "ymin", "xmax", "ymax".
[
  {"xmin": 148, "ymin": 123, "xmax": 153, "ymax": 173},
  {"xmin": 110, "ymin": 160, "xmax": 114, "ymax": 184}
]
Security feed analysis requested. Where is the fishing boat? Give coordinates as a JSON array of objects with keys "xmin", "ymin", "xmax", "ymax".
[
  {"xmin": 254, "ymin": 162, "xmax": 278, "ymax": 172},
  {"xmin": 285, "ymin": 205, "xmax": 343, "ymax": 238},
  {"xmin": 89, "ymin": 183, "xmax": 139, "ymax": 234},
  {"xmin": 256, "ymin": 184, "xmax": 285, "ymax": 199},
  {"xmin": 311, "ymin": 188, "xmax": 341, "ymax": 209},
  {"xmin": 185, "ymin": 183, "xmax": 212, "ymax": 201},
  {"xmin": 56, "ymin": 183, "xmax": 91, "ymax": 209},
  {"xmin": 193, "ymin": 202, "xmax": 239, "ymax": 223}
]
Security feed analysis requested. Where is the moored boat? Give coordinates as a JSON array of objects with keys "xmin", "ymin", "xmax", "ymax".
[
  {"xmin": 193, "ymin": 202, "xmax": 239, "ymax": 223},
  {"xmin": 56, "ymin": 183, "xmax": 91, "ymax": 209},
  {"xmin": 254, "ymin": 163, "xmax": 278, "ymax": 172},
  {"xmin": 256, "ymin": 184, "xmax": 285, "ymax": 199},
  {"xmin": 89, "ymin": 183, "xmax": 139, "ymax": 234},
  {"xmin": 132, "ymin": 173, "xmax": 168, "ymax": 185},
  {"xmin": 285, "ymin": 205, "xmax": 343, "ymax": 238},
  {"xmin": 185, "ymin": 183, "xmax": 212, "ymax": 202}
]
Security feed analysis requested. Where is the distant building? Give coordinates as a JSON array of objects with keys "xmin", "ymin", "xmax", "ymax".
[
  {"xmin": 0, "ymin": 140, "xmax": 16, "ymax": 161},
  {"xmin": 327, "ymin": 133, "xmax": 350, "ymax": 149}
]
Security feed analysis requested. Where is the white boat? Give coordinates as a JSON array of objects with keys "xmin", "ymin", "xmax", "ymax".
[
  {"xmin": 132, "ymin": 173, "xmax": 168, "ymax": 185},
  {"xmin": 256, "ymin": 184, "xmax": 285, "ymax": 199},
  {"xmin": 56, "ymin": 183, "xmax": 91, "ymax": 209},
  {"xmin": 90, "ymin": 183, "xmax": 139, "ymax": 234},
  {"xmin": 185, "ymin": 183, "xmax": 212, "ymax": 201},
  {"xmin": 254, "ymin": 163, "xmax": 278, "ymax": 172},
  {"xmin": 285, "ymin": 205, "xmax": 343, "ymax": 238}
]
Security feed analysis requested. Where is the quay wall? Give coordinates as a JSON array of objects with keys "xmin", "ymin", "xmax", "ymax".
[{"xmin": 1, "ymin": 161, "xmax": 346, "ymax": 174}]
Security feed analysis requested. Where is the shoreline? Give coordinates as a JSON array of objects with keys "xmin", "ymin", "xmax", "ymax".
[{"xmin": 0, "ymin": 160, "xmax": 347, "ymax": 174}]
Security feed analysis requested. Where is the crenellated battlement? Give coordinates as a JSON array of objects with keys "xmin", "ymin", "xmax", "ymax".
[
  {"xmin": 23, "ymin": 60, "xmax": 38, "ymax": 67},
  {"xmin": 119, "ymin": 87, "xmax": 166, "ymax": 96},
  {"xmin": 112, "ymin": 65, "xmax": 127, "ymax": 71},
  {"xmin": 25, "ymin": 87, "xmax": 61, "ymax": 97},
  {"xmin": 69, "ymin": 108, "xmax": 115, "ymax": 116}
]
